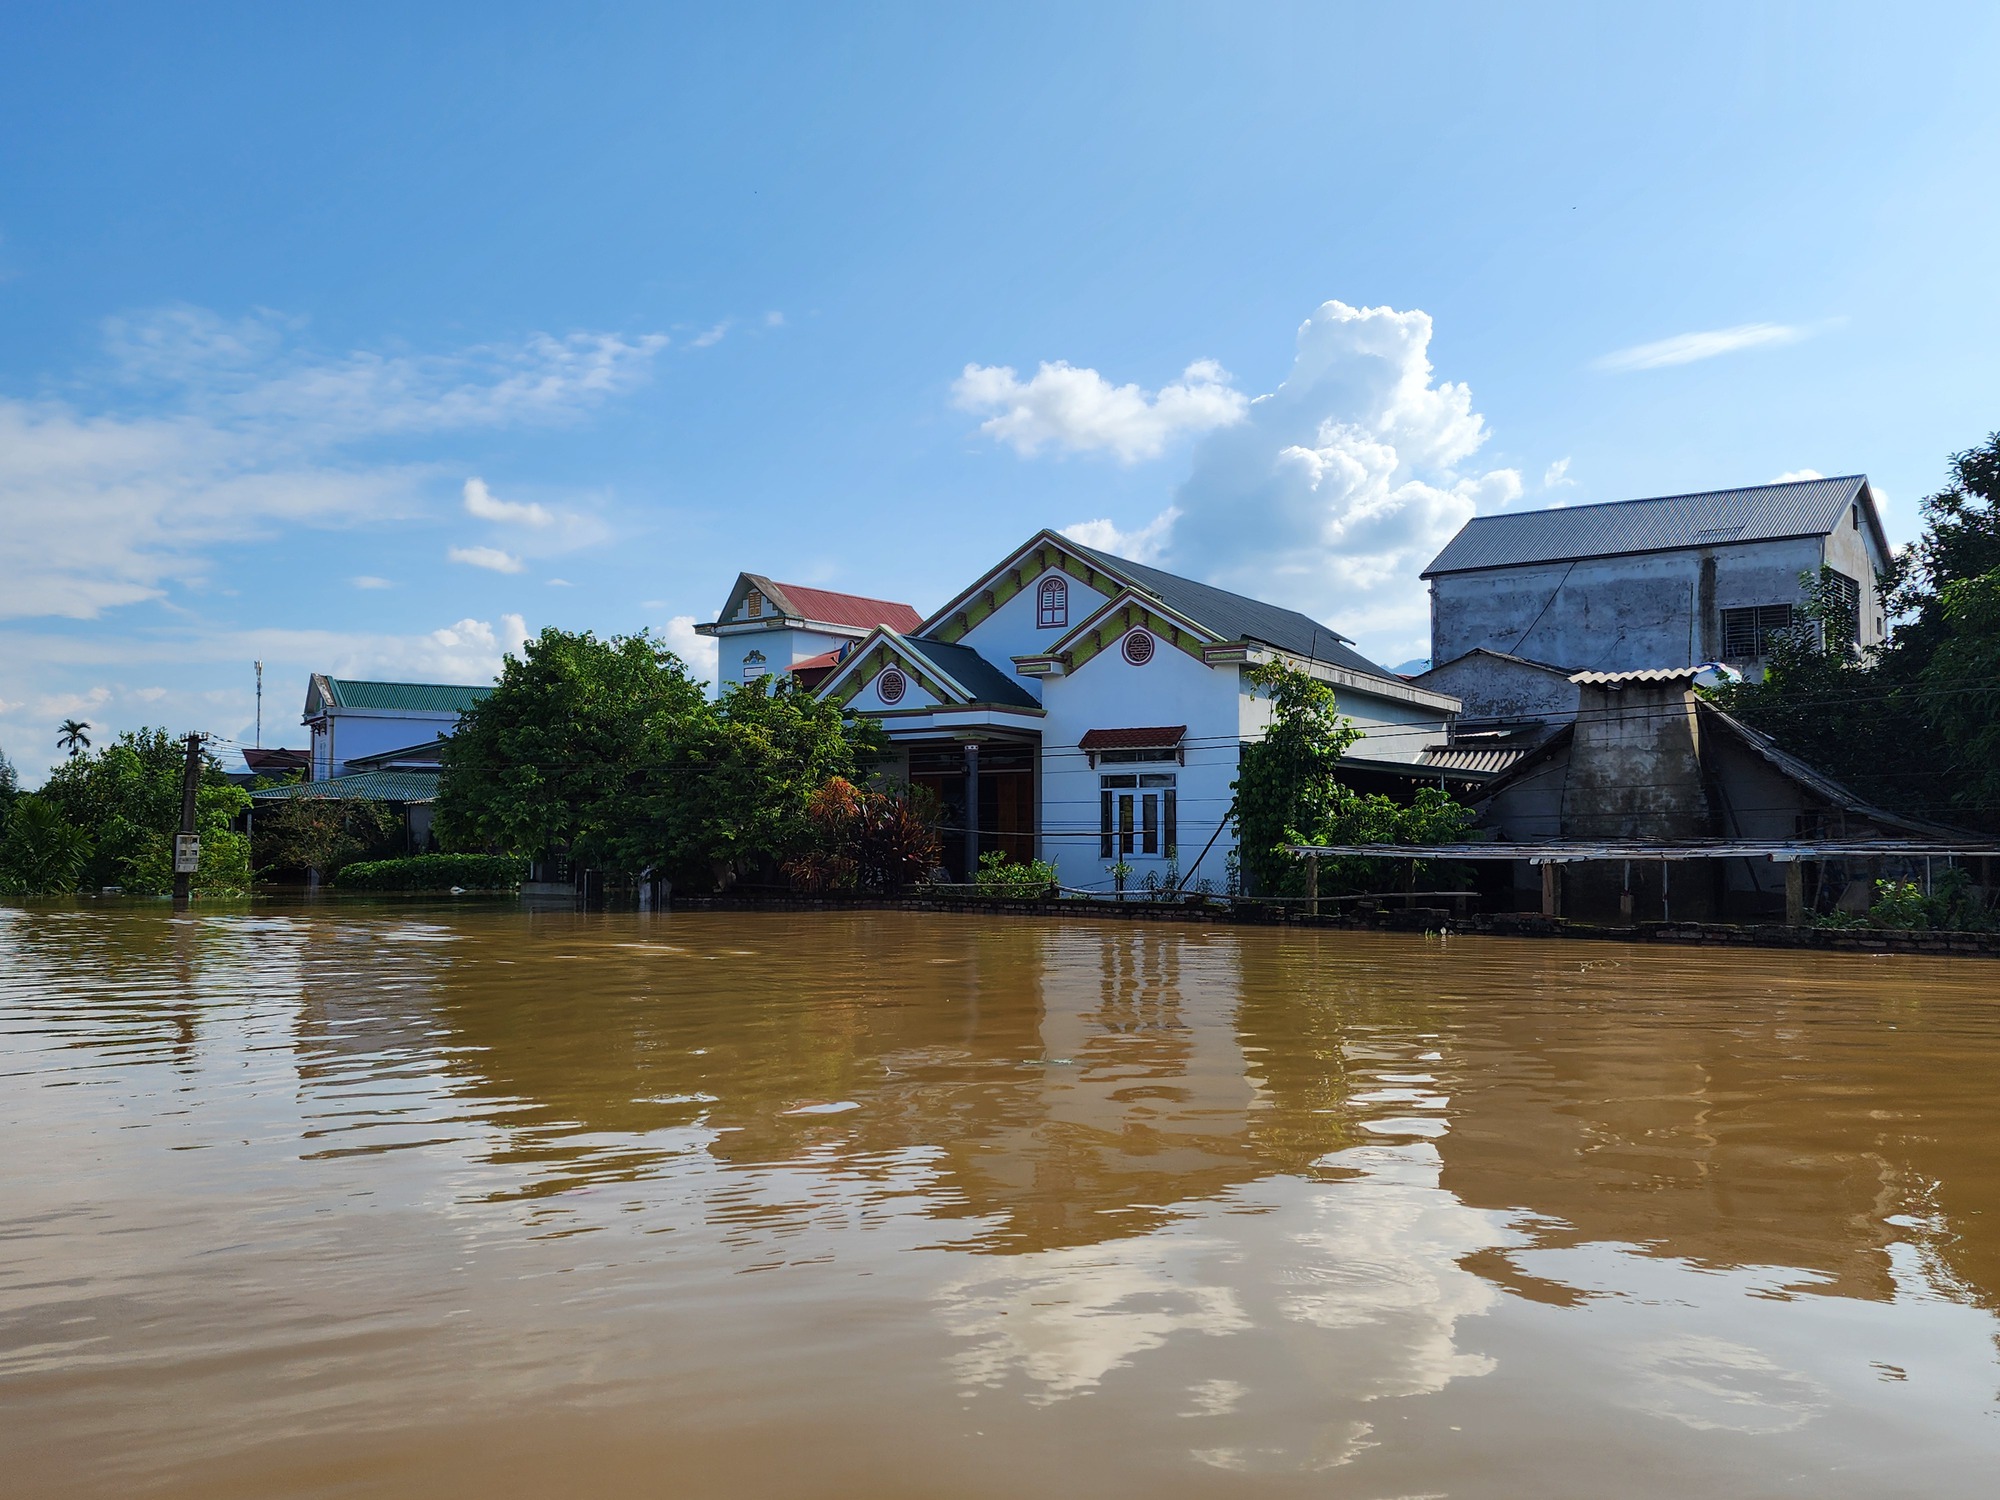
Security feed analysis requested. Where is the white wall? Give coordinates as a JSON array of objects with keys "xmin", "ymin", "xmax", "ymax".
[
  {"xmin": 1038, "ymin": 630, "xmax": 1242, "ymax": 894},
  {"xmin": 717, "ymin": 625, "xmax": 854, "ymax": 688},
  {"xmin": 844, "ymin": 657, "xmax": 945, "ymax": 715},
  {"xmin": 951, "ymin": 563, "xmax": 1121, "ymax": 703},
  {"xmin": 315, "ymin": 709, "xmax": 464, "ymax": 779}
]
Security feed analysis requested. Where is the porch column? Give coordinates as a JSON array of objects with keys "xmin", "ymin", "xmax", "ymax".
[
  {"xmin": 963, "ymin": 743, "xmax": 980, "ymax": 877},
  {"xmin": 1785, "ymin": 859, "xmax": 1805, "ymax": 926},
  {"xmin": 1539, "ymin": 860, "xmax": 1560, "ymax": 918}
]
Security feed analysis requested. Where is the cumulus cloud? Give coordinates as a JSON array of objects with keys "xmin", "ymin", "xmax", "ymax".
[
  {"xmin": 1594, "ymin": 322, "xmax": 1806, "ymax": 372},
  {"xmin": 955, "ymin": 358, "xmax": 1248, "ymax": 463},
  {"xmin": 1128, "ymin": 300, "xmax": 1523, "ymax": 654},
  {"xmin": 1543, "ymin": 457, "xmax": 1575, "ymax": 489},
  {"xmin": 1061, "ymin": 507, "xmax": 1180, "ymax": 563},
  {"xmin": 0, "ymin": 307, "xmax": 666, "ymax": 622},
  {"xmin": 1770, "ymin": 468, "xmax": 1824, "ymax": 483},
  {"xmin": 462, "ymin": 476, "xmax": 553, "ymax": 526},
  {"xmin": 691, "ymin": 320, "xmax": 731, "ymax": 349},
  {"xmin": 660, "ymin": 614, "xmax": 718, "ymax": 693},
  {"xmin": 448, "ymin": 545, "xmax": 525, "ymax": 574}
]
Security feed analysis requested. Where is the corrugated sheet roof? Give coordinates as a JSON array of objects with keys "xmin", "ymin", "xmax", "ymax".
[
  {"xmin": 1078, "ymin": 725, "xmax": 1187, "ymax": 751},
  {"xmin": 1422, "ymin": 475, "xmax": 1871, "ymax": 577},
  {"xmin": 901, "ymin": 636, "xmax": 1041, "ymax": 708},
  {"xmin": 749, "ymin": 575, "xmax": 923, "ymax": 633},
  {"xmin": 1570, "ymin": 666, "xmax": 1704, "ymax": 685},
  {"xmin": 249, "ymin": 769, "xmax": 440, "ymax": 803},
  {"xmin": 322, "ymin": 678, "xmax": 491, "ymax": 714},
  {"xmin": 1065, "ymin": 542, "xmax": 1407, "ymax": 687}
]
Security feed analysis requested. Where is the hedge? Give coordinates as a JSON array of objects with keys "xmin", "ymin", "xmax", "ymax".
[{"xmin": 334, "ymin": 853, "xmax": 528, "ymax": 892}]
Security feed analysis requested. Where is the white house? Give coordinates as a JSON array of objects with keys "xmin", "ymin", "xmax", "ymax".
[
  {"xmin": 797, "ymin": 531, "xmax": 1461, "ymax": 892},
  {"xmin": 1423, "ymin": 475, "xmax": 1892, "ymax": 681},
  {"xmin": 303, "ymin": 675, "xmax": 491, "ymax": 780},
  {"xmin": 694, "ymin": 573, "xmax": 923, "ymax": 691}
]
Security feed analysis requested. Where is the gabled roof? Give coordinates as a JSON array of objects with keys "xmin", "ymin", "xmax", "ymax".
[
  {"xmin": 1422, "ymin": 475, "xmax": 1882, "ymax": 577},
  {"xmin": 1417, "ymin": 647, "xmax": 1579, "ymax": 681},
  {"xmin": 343, "ymin": 735, "xmax": 450, "ymax": 771},
  {"xmin": 814, "ymin": 626, "xmax": 1040, "ymax": 710},
  {"xmin": 707, "ymin": 573, "xmax": 922, "ymax": 633},
  {"xmin": 306, "ymin": 674, "xmax": 490, "ymax": 716},
  {"xmin": 1079, "ymin": 726, "xmax": 1186, "ymax": 751}
]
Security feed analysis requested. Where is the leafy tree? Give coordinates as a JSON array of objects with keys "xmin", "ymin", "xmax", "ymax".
[
  {"xmin": 253, "ymin": 795, "xmax": 401, "ymax": 883},
  {"xmin": 1233, "ymin": 660, "xmax": 1473, "ymax": 896},
  {"xmin": 56, "ymin": 719, "xmax": 91, "ymax": 758},
  {"xmin": 37, "ymin": 729, "xmax": 251, "ymax": 894},
  {"xmin": 1715, "ymin": 432, "xmax": 2000, "ymax": 831},
  {"xmin": 0, "ymin": 796, "xmax": 93, "ymax": 896},
  {"xmin": 437, "ymin": 627, "xmax": 708, "ymax": 869},
  {"xmin": 0, "ymin": 743, "xmax": 17, "ymax": 819},
  {"xmin": 1231, "ymin": 660, "xmax": 1363, "ymax": 893}
]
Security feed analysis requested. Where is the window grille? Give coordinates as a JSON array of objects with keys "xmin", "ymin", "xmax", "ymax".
[
  {"xmin": 1037, "ymin": 576, "xmax": 1067, "ymax": 629},
  {"xmin": 746, "ymin": 589, "xmax": 764, "ymax": 618},
  {"xmin": 1101, "ymin": 772, "xmax": 1175, "ymax": 858},
  {"xmin": 1720, "ymin": 604, "xmax": 1794, "ymax": 660},
  {"xmin": 1826, "ymin": 571, "xmax": 1860, "ymax": 645}
]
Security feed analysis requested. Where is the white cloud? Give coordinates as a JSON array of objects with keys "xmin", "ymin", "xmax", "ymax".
[
  {"xmin": 660, "ymin": 614, "xmax": 718, "ymax": 693},
  {"xmin": 763, "ymin": 310, "xmax": 785, "ymax": 328},
  {"xmin": 1543, "ymin": 457, "xmax": 1575, "ymax": 488},
  {"xmin": 462, "ymin": 476, "xmax": 552, "ymax": 526},
  {"xmin": 1594, "ymin": 322, "xmax": 1806, "ymax": 372},
  {"xmin": 1770, "ymin": 468, "xmax": 1824, "ymax": 483},
  {"xmin": 0, "ymin": 308, "xmax": 666, "ymax": 623},
  {"xmin": 447, "ymin": 545, "xmax": 525, "ymax": 574},
  {"xmin": 546, "ymin": 577, "xmax": 573, "ymax": 587},
  {"xmin": 1061, "ymin": 507, "xmax": 1180, "ymax": 563},
  {"xmin": 691, "ymin": 320, "xmax": 731, "ymax": 349},
  {"xmin": 1141, "ymin": 299, "xmax": 1522, "ymax": 657},
  {"xmin": 954, "ymin": 357, "xmax": 1249, "ymax": 463},
  {"xmin": 350, "ymin": 575, "xmax": 394, "ymax": 589}
]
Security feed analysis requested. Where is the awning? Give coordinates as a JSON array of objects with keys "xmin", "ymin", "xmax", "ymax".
[{"xmin": 1078, "ymin": 725, "xmax": 1186, "ymax": 751}]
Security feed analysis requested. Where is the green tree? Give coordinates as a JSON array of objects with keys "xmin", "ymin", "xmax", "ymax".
[
  {"xmin": 0, "ymin": 742, "xmax": 18, "ymax": 819},
  {"xmin": 1231, "ymin": 660, "xmax": 1363, "ymax": 894},
  {"xmin": 437, "ymin": 627, "xmax": 708, "ymax": 869},
  {"xmin": 0, "ymin": 796, "xmax": 93, "ymax": 896},
  {"xmin": 1920, "ymin": 568, "xmax": 2000, "ymax": 819},
  {"xmin": 56, "ymin": 719, "xmax": 91, "ymax": 758},
  {"xmin": 253, "ymin": 795, "xmax": 401, "ymax": 883},
  {"xmin": 37, "ymin": 729, "xmax": 251, "ymax": 894}
]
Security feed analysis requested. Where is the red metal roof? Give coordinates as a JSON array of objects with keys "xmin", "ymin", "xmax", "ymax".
[
  {"xmin": 771, "ymin": 582, "xmax": 922, "ymax": 633},
  {"xmin": 1078, "ymin": 725, "xmax": 1187, "ymax": 751}
]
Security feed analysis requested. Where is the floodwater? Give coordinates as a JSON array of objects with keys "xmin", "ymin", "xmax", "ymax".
[{"xmin": 3, "ymin": 908, "xmax": 1999, "ymax": 1498}]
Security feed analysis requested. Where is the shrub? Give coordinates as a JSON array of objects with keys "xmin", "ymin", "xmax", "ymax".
[
  {"xmin": 335, "ymin": 854, "xmax": 528, "ymax": 892},
  {"xmin": 0, "ymin": 796, "xmax": 93, "ymax": 896},
  {"xmin": 974, "ymin": 851, "xmax": 1058, "ymax": 898}
]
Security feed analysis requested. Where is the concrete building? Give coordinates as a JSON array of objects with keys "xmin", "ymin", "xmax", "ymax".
[
  {"xmin": 796, "ymin": 530, "xmax": 1461, "ymax": 891},
  {"xmin": 303, "ymin": 675, "xmax": 490, "ymax": 781},
  {"xmin": 695, "ymin": 574, "xmax": 922, "ymax": 691},
  {"xmin": 1422, "ymin": 475, "xmax": 1892, "ymax": 684}
]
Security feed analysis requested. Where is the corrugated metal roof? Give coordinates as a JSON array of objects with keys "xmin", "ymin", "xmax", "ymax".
[
  {"xmin": 749, "ymin": 575, "xmax": 923, "ymax": 633},
  {"xmin": 1421, "ymin": 475, "xmax": 1871, "ymax": 577},
  {"xmin": 1078, "ymin": 725, "xmax": 1187, "ymax": 751},
  {"xmin": 1570, "ymin": 666, "xmax": 1704, "ymax": 685},
  {"xmin": 1416, "ymin": 743, "xmax": 1534, "ymax": 776},
  {"xmin": 1065, "ymin": 542, "xmax": 1408, "ymax": 687},
  {"xmin": 322, "ymin": 678, "xmax": 491, "ymax": 714},
  {"xmin": 900, "ymin": 636, "xmax": 1041, "ymax": 708},
  {"xmin": 249, "ymin": 769, "xmax": 440, "ymax": 803}
]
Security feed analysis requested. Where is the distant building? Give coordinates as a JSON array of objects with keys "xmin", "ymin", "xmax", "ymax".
[
  {"xmin": 780, "ymin": 530, "xmax": 1460, "ymax": 890},
  {"xmin": 694, "ymin": 574, "xmax": 923, "ymax": 691},
  {"xmin": 1422, "ymin": 476, "xmax": 1892, "ymax": 681},
  {"xmin": 302, "ymin": 675, "xmax": 490, "ymax": 781}
]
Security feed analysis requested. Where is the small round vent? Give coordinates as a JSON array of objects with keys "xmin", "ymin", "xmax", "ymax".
[
  {"xmin": 877, "ymin": 667, "xmax": 908, "ymax": 704},
  {"xmin": 1122, "ymin": 630, "xmax": 1156, "ymax": 666}
]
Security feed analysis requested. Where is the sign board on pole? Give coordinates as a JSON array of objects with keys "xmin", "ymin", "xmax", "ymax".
[{"xmin": 173, "ymin": 835, "xmax": 201, "ymax": 875}]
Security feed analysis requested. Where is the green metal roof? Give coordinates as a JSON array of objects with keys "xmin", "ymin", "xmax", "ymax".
[
  {"xmin": 322, "ymin": 678, "xmax": 491, "ymax": 713},
  {"xmin": 250, "ymin": 769, "xmax": 441, "ymax": 804}
]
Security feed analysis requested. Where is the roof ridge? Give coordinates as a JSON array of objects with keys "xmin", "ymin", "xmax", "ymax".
[{"xmin": 1462, "ymin": 474, "xmax": 1865, "ymax": 525}]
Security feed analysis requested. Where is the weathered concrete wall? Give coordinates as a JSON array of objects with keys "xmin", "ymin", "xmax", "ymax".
[
  {"xmin": 1414, "ymin": 652, "xmax": 1580, "ymax": 722},
  {"xmin": 1430, "ymin": 537, "xmax": 1840, "ymax": 672}
]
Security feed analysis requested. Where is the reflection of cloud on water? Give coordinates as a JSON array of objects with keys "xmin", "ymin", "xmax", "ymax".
[
  {"xmin": 937, "ymin": 1235, "xmax": 1248, "ymax": 1404},
  {"xmin": 1625, "ymin": 1335, "xmax": 1829, "ymax": 1434},
  {"xmin": 1279, "ymin": 1140, "xmax": 1505, "ymax": 1400}
]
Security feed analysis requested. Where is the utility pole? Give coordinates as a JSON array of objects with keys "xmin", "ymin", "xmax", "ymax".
[
  {"xmin": 172, "ymin": 732, "xmax": 205, "ymax": 910},
  {"xmin": 255, "ymin": 660, "xmax": 263, "ymax": 749}
]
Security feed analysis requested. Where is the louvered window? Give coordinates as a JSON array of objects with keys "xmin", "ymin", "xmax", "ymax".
[
  {"xmin": 746, "ymin": 589, "xmax": 764, "ymax": 618},
  {"xmin": 1721, "ymin": 605, "xmax": 1794, "ymax": 660},
  {"xmin": 1037, "ymin": 576, "xmax": 1067, "ymax": 628}
]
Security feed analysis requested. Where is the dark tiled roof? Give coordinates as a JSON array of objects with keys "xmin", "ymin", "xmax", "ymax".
[
  {"xmin": 249, "ymin": 769, "xmax": 440, "ymax": 803},
  {"xmin": 343, "ymin": 736, "xmax": 450, "ymax": 770},
  {"xmin": 1078, "ymin": 725, "xmax": 1187, "ymax": 751},
  {"xmin": 749, "ymin": 575, "xmax": 923, "ymax": 632},
  {"xmin": 1065, "ymin": 542, "xmax": 1407, "ymax": 686},
  {"xmin": 1423, "ymin": 476, "xmax": 1871, "ymax": 577},
  {"xmin": 900, "ymin": 636, "xmax": 1040, "ymax": 708},
  {"xmin": 241, "ymin": 747, "xmax": 311, "ymax": 775},
  {"xmin": 315, "ymin": 677, "xmax": 491, "ymax": 714}
]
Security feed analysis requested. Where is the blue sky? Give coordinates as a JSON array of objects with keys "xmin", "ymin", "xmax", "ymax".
[{"xmin": 3, "ymin": 3, "xmax": 1998, "ymax": 783}]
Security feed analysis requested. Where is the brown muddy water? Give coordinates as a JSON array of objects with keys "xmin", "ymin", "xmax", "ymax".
[{"xmin": 3, "ymin": 906, "xmax": 1999, "ymax": 1498}]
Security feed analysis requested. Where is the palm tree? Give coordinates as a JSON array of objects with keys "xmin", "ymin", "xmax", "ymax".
[{"xmin": 56, "ymin": 719, "xmax": 91, "ymax": 759}]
